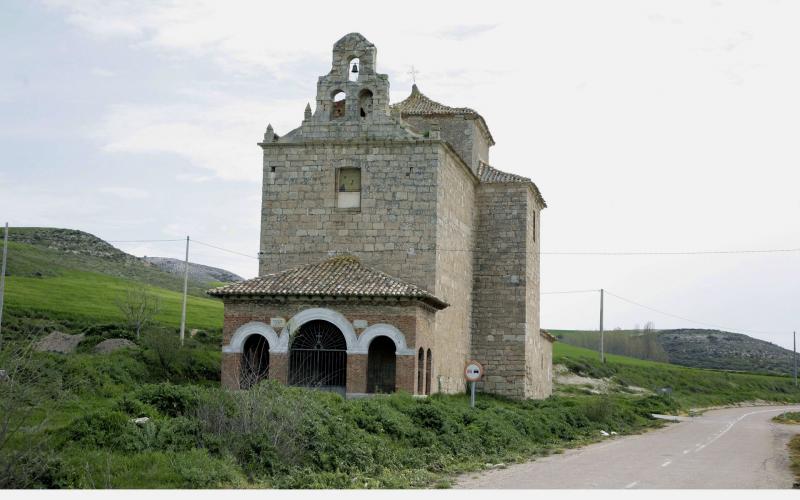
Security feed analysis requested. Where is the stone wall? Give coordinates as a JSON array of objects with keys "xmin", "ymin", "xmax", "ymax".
[
  {"xmin": 402, "ymin": 115, "xmax": 490, "ymax": 173},
  {"xmin": 471, "ymin": 183, "xmax": 529, "ymax": 397},
  {"xmin": 523, "ymin": 189, "xmax": 551, "ymax": 398},
  {"xmin": 259, "ymin": 140, "xmax": 439, "ymax": 293},
  {"xmin": 433, "ymin": 148, "xmax": 477, "ymax": 393}
]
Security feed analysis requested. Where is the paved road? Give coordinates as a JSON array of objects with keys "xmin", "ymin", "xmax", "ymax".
[{"xmin": 456, "ymin": 405, "xmax": 800, "ymax": 489}]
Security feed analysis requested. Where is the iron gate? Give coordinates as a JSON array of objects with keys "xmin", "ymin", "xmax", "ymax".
[{"xmin": 289, "ymin": 320, "xmax": 347, "ymax": 395}]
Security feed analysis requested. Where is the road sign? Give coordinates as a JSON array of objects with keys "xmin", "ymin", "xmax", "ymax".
[{"xmin": 465, "ymin": 361, "xmax": 483, "ymax": 382}]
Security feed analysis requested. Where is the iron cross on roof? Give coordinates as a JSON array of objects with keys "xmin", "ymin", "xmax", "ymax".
[{"xmin": 407, "ymin": 65, "xmax": 420, "ymax": 84}]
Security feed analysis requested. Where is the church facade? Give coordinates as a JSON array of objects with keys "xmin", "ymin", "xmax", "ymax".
[{"xmin": 210, "ymin": 33, "xmax": 553, "ymax": 399}]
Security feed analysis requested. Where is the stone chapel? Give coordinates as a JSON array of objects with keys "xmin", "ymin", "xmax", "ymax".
[{"xmin": 210, "ymin": 33, "xmax": 554, "ymax": 399}]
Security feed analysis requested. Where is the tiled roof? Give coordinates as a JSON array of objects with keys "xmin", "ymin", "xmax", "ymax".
[
  {"xmin": 477, "ymin": 161, "xmax": 547, "ymax": 208},
  {"xmin": 393, "ymin": 84, "xmax": 479, "ymax": 116},
  {"xmin": 208, "ymin": 255, "xmax": 448, "ymax": 309},
  {"xmin": 392, "ymin": 85, "xmax": 495, "ymax": 145}
]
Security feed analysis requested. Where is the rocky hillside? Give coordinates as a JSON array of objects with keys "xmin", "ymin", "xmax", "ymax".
[
  {"xmin": 6, "ymin": 227, "xmax": 240, "ymax": 295},
  {"xmin": 143, "ymin": 256, "xmax": 242, "ymax": 284},
  {"xmin": 554, "ymin": 328, "xmax": 796, "ymax": 376},
  {"xmin": 657, "ymin": 329, "xmax": 795, "ymax": 375}
]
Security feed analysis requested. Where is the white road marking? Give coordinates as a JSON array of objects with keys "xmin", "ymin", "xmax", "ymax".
[
  {"xmin": 683, "ymin": 449, "xmax": 691, "ymax": 454},
  {"xmin": 694, "ymin": 408, "xmax": 788, "ymax": 453},
  {"xmin": 624, "ymin": 481, "xmax": 638, "ymax": 489},
  {"xmin": 661, "ymin": 460, "xmax": 672, "ymax": 467}
]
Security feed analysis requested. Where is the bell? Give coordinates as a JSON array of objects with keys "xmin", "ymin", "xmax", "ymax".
[{"xmin": 351, "ymin": 62, "xmax": 359, "ymax": 73}]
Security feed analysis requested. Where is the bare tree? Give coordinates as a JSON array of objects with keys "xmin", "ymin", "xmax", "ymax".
[{"xmin": 115, "ymin": 285, "xmax": 161, "ymax": 339}]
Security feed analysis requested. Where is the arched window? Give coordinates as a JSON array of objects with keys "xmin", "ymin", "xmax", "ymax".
[
  {"xmin": 348, "ymin": 57, "xmax": 360, "ymax": 82},
  {"xmin": 425, "ymin": 349, "xmax": 432, "ymax": 395},
  {"xmin": 417, "ymin": 348, "xmax": 425, "ymax": 395},
  {"xmin": 358, "ymin": 89, "xmax": 373, "ymax": 119},
  {"xmin": 367, "ymin": 336, "xmax": 396, "ymax": 393},
  {"xmin": 331, "ymin": 90, "xmax": 346, "ymax": 120},
  {"xmin": 240, "ymin": 334, "xmax": 269, "ymax": 389}
]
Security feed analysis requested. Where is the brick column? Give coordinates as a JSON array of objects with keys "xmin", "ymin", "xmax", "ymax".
[
  {"xmin": 269, "ymin": 352, "xmax": 289, "ymax": 384},
  {"xmin": 221, "ymin": 353, "xmax": 241, "ymax": 390},
  {"xmin": 347, "ymin": 354, "xmax": 368, "ymax": 394},
  {"xmin": 396, "ymin": 354, "xmax": 416, "ymax": 394}
]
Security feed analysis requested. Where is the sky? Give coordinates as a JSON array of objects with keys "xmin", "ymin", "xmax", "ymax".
[{"xmin": 1, "ymin": 1, "xmax": 798, "ymax": 349}]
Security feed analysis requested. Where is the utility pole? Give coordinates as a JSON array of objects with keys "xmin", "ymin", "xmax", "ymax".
[
  {"xmin": 179, "ymin": 236, "xmax": 189, "ymax": 347},
  {"xmin": 0, "ymin": 223, "xmax": 7, "ymax": 352},
  {"xmin": 794, "ymin": 331, "xmax": 797, "ymax": 388},
  {"xmin": 599, "ymin": 288, "xmax": 605, "ymax": 363}
]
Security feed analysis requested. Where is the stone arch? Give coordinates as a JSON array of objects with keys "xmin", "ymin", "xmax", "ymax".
[
  {"xmin": 331, "ymin": 89, "xmax": 346, "ymax": 120},
  {"xmin": 417, "ymin": 348, "xmax": 425, "ymax": 395},
  {"xmin": 283, "ymin": 307, "xmax": 358, "ymax": 353},
  {"xmin": 425, "ymin": 348, "xmax": 432, "ymax": 395},
  {"xmin": 367, "ymin": 336, "xmax": 396, "ymax": 393},
  {"xmin": 355, "ymin": 323, "xmax": 414, "ymax": 355},
  {"xmin": 223, "ymin": 321, "xmax": 282, "ymax": 353},
  {"xmin": 348, "ymin": 57, "xmax": 360, "ymax": 82},
  {"xmin": 358, "ymin": 88, "xmax": 373, "ymax": 118}
]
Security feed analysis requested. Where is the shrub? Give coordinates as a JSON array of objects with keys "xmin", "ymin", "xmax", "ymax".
[{"xmin": 134, "ymin": 383, "xmax": 201, "ymax": 417}]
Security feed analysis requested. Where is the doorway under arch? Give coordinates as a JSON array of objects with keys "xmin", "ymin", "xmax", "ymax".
[
  {"xmin": 367, "ymin": 336, "xmax": 396, "ymax": 393},
  {"xmin": 240, "ymin": 334, "xmax": 270, "ymax": 389},
  {"xmin": 289, "ymin": 320, "xmax": 347, "ymax": 395}
]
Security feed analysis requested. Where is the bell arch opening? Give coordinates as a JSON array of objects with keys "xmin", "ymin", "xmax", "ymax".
[
  {"xmin": 358, "ymin": 89, "xmax": 373, "ymax": 118},
  {"xmin": 348, "ymin": 57, "xmax": 360, "ymax": 82},
  {"xmin": 366, "ymin": 336, "xmax": 396, "ymax": 394},
  {"xmin": 289, "ymin": 320, "xmax": 347, "ymax": 395},
  {"xmin": 331, "ymin": 90, "xmax": 346, "ymax": 120},
  {"xmin": 240, "ymin": 334, "xmax": 270, "ymax": 389}
]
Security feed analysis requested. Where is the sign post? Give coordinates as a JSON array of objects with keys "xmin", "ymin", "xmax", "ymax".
[{"xmin": 464, "ymin": 361, "xmax": 484, "ymax": 408}]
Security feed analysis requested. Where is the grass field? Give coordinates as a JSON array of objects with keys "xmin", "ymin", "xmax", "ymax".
[
  {"xmin": 553, "ymin": 342, "xmax": 800, "ymax": 408},
  {"xmin": 4, "ymin": 269, "xmax": 223, "ymax": 330},
  {"xmin": 2, "ymin": 240, "xmax": 223, "ymax": 330}
]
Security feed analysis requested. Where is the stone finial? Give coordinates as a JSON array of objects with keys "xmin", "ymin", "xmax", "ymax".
[
  {"xmin": 304, "ymin": 103, "xmax": 312, "ymax": 120},
  {"xmin": 429, "ymin": 121, "xmax": 441, "ymax": 140},
  {"xmin": 264, "ymin": 123, "xmax": 274, "ymax": 142}
]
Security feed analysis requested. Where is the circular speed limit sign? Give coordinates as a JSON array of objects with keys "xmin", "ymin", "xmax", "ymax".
[{"xmin": 464, "ymin": 361, "xmax": 483, "ymax": 382}]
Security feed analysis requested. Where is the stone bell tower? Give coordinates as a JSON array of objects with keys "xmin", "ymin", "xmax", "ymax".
[{"xmin": 311, "ymin": 33, "xmax": 392, "ymax": 123}]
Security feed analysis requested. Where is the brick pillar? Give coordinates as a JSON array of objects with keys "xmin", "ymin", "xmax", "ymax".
[
  {"xmin": 270, "ymin": 352, "xmax": 289, "ymax": 384},
  {"xmin": 347, "ymin": 354, "xmax": 367, "ymax": 394},
  {"xmin": 221, "ymin": 353, "xmax": 241, "ymax": 390},
  {"xmin": 396, "ymin": 354, "xmax": 416, "ymax": 394}
]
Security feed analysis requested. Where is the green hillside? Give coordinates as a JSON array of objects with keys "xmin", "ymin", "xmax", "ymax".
[
  {"xmin": 553, "ymin": 342, "xmax": 799, "ymax": 408},
  {"xmin": 553, "ymin": 328, "xmax": 796, "ymax": 376},
  {"xmin": 1, "ymin": 231, "xmax": 223, "ymax": 332}
]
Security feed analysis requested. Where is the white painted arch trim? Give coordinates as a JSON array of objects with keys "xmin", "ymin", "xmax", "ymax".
[
  {"xmin": 222, "ymin": 310, "xmax": 414, "ymax": 356},
  {"xmin": 283, "ymin": 307, "xmax": 359, "ymax": 353},
  {"xmin": 223, "ymin": 321, "xmax": 286, "ymax": 354},
  {"xmin": 353, "ymin": 323, "xmax": 415, "ymax": 355}
]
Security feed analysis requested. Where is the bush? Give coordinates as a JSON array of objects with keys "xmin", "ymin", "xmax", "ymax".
[{"xmin": 133, "ymin": 383, "xmax": 202, "ymax": 417}]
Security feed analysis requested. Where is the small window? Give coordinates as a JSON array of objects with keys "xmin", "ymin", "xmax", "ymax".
[{"xmin": 336, "ymin": 167, "xmax": 361, "ymax": 209}]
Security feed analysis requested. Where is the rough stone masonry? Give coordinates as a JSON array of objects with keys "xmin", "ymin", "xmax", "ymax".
[{"xmin": 210, "ymin": 33, "xmax": 553, "ymax": 399}]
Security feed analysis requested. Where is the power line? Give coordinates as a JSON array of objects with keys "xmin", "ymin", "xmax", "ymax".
[
  {"xmin": 541, "ymin": 248, "xmax": 800, "ymax": 256},
  {"xmin": 107, "ymin": 239, "xmax": 184, "ymax": 243},
  {"xmin": 193, "ymin": 239, "xmax": 259, "ymax": 260},
  {"xmin": 603, "ymin": 289, "xmax": 783, "ymax": 338}
]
